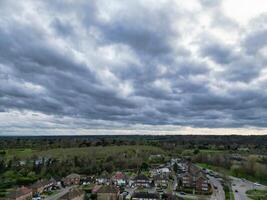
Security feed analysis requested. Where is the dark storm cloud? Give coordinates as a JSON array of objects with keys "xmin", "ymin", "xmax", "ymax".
[{"xmin": 1, "ymin": 0, "xmax": 267, "ymax": 133}]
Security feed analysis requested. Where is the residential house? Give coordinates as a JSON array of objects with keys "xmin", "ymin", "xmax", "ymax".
[
  {"xmin": 181, "ymin": 172, "xmax": 193, "ymax": 188},
  {"xmin": 112, "ymin": 172, "xmax": 127, "ymax": 186},
  {"xmin": 59, "ymin": 188, "xmax": 85, "ymax": 200},
  {"xmin": 96, "ymin": 176, "xmax": 110, "ymax": 185},
  {"xmin": 195, "ymin": 173, "xmax": 209, "ymax": 192},
  {"xmin": 180, "ymin": 162, "xmax": 209, "ymax": 192},
  {"xmin": 131, "ymin": 192, "xmax": 159, "ymax": 200},
  {"xmin": 63, "ymin": 173, "xmax": 81, "ymax": 186},
  {"xmin": 156, "ymin": 167, "xmax": 171, "ymax": 176},
  {"xmin": 31, "ymin": 179, "xmax": 56, "ymax": 195},
  {"xmin": 133, "ymin": 174, "xmax": 150, "ymax": 187},
  {"xmin": 81, "ymin": 176, "xmax": 95, "ymax": 185},
  {"xmin": 153, "ymin": 174, "xmax": 168, "ymax": 188},
  {"xmin": 6, "ymin": 186, "xmax": 32, "ymax": 200},
  {"xmin": 96, "ymin": 185, "xmax": 119, "ymax": 200}
]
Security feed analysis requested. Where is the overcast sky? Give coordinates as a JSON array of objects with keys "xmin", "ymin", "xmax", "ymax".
[{"xmin": 1, "ymin": 0, "xmax": 267, "ymax": 135}]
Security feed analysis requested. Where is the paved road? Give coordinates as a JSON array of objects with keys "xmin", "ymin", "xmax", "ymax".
[
  {"xmin": 208, "ymin": 175, "xmax": 225, "ymax": 200},
  {"xmin": 231, "ymin": 177, "xmax": 266, "ymax": 200},
  {"xmin": 44, "ymin": 187, "xmax": 74, "ymax": 200}
]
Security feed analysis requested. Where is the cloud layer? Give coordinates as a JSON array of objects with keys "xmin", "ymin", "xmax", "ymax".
[{"xmin": 1, "ymin": 0, "xmax": 267, "ymax": 135}]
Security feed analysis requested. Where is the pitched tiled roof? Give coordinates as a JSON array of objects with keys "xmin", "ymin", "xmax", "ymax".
[
  {"xmin": 65, "ymin": 173, "xmax": 81, "ymax": 179},
  {"xmin": 59, "ymin": 188, "xmax": 84, "ymax": 200},
  {"xmin": 7, "ymin": 186, "xmax": 32, "ymax": 198},
  {"xmin": 97, "ymin": 185, "xmax": 119, "ymax": 194},
  {"xmin": 31, "ymin": 179, "xmax": 53, "ymax": 189},
  {"xmin": 113, "ymin": 172, "xmax": 126, "ymax": 180}
]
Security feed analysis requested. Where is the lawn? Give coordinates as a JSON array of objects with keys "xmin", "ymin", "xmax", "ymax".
[{"xmin": 246, "ymin": 189, "xmax": 267, "ymax": 200}]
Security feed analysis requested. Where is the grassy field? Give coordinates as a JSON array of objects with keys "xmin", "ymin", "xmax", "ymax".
[
  {"xmin": 4, "ymin": 145, "xmax": 166, "ymax": 160},
  {"xmin": 246, "ymin": 189, "xmax": 267, "ymax": 200},
  {"xmin": 196, "ymin": 163, "xmax": 267, "ymax": 185}
]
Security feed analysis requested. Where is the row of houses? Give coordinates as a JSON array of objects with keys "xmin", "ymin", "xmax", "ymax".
[
  {"xmin": 6, "ymin": 178, "xmax": 58, "ymax": 200},
  {"xmin": 92, "ymin": 184, "xmax": 182, "ymax": 200}
]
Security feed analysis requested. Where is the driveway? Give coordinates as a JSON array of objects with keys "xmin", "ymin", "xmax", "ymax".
[{"xmin": 231, "ymin": 177, "xmax": 266, "ymax": 200}]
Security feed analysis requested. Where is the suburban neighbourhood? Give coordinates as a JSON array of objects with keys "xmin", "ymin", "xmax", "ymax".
[{"xmin": 3, "ymin": 157, "xmax": 266, "ymax": 200}]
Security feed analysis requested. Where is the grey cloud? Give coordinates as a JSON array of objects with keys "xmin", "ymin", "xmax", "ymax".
[
  {"xmin": 0, "ymin": 0, "xmax": 267, "ymax": 133},
  {"xmin": 200, "ymin": 42, "xmax": 236, "ymax": 64}
]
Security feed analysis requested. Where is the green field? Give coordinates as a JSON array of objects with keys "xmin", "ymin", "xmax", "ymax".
[{"xmin": 246, "ymin": 189, "xmax": 267, "ymax": 200}]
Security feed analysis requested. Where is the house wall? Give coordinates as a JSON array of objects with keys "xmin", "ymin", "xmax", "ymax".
[{"xmin": 196, "ymin": 179, "xmax": 208, "ymax": 191}]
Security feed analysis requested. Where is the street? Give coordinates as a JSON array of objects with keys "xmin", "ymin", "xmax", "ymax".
[
  {"xmin": 231, "ymin": 177, "xmax": 266, "ymax": 200},
  {"xmin": 208, "ymin": 175, "xmax": 225, "ymax": 200}
]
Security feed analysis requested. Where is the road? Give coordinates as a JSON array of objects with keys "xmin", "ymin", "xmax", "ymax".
[
  {"xmin": 231, "ymin": 177, "xmax": 266, "ymax": 200},
  {"xmin": 44, "ymin": 186, "xmax": 74, "ymax": 200},
  {"xmin": 208, "ymin": 175, "xmax": 225, "ymax": 200}
]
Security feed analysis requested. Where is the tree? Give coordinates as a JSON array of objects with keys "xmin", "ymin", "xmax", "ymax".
[{"xmin": 173, "ymin": 162, "xmax": 178, "ymax": 174}]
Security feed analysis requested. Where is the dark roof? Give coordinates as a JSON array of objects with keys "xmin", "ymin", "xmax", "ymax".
[
  {"xmin": 59, "ymin": 188, "xmax": 84, "ymax": 200},
  {"xmin": 132, "ymin": 192, "xmax": 159, "ymax": 199},
  {"xmin": 134, "ymin": 174, "xmax": 149, "ymax": 181},
  {"xmin": 97, "ymin": 185, "xmax": 119, "ymax": 194}
]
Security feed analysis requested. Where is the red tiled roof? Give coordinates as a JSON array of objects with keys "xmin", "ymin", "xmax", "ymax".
[{"xmin": 113, "ymin": 172, "xmax": 126, "ymax": 180}]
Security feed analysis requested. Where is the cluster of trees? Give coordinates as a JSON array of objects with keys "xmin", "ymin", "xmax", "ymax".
[
  {"xmin": 230, "ymin": 156, "xmax": 267, "ymax": 181},
  {"xmin": 0, "ymin": 147, "xmax": 169, "ymax": 190},
  {"xmin": 1, "ymin": 135, "xmax": 267, "ymax": 151}
]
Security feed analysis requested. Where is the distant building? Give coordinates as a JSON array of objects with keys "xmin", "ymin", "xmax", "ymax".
[
  {"xmin": 195, "ymin": 173, "xmax": 209, "ymax": 192},
  {"xmin": 133, "ymin": 174, "xmax": 150, "ymax": 187},
  {"xmin": 153, "ymin": 174, "xmax": 168, "ymax": 187},
  {"xmin": 180, "ymin": 162, "xmax": 209, "ymax": 192},
  {"xmin": 96, "ymin": 185, "xmax": 119, "ymax": 200},
  {"xmin": 131, "ymin": 192, "xmax": 159, "ymax": 200},
  {"xmin": 63, "ymin": 173, "xmax": 81, "ymax": 186},
  {"xmin": 59, "ymin": 188, "xmax": 85, "ymax": 200},
  {"xmin": 6, "ymin": 186, "xmax": 32, "ymax": 200},
  {"xmin": 96, "ymin": 176, "xmax": 110, "ymax": 185},
  {"xmin": 156, "ymin": 167, "xmax": 171, "ymax": 176}
]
